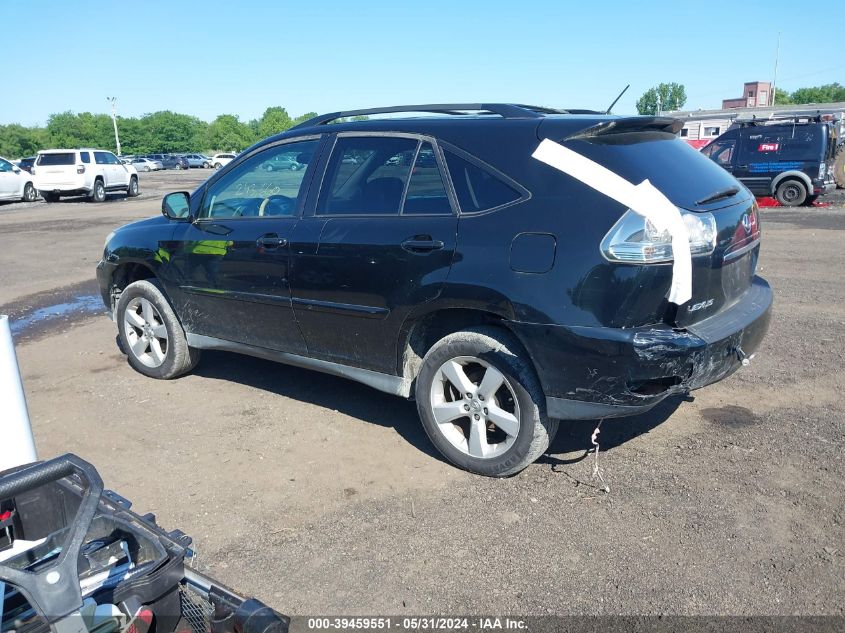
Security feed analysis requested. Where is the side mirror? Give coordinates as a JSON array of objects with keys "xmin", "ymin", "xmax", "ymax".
[
  {"xmin": 162, "ymin": 191, "xmax": 192, "ymax": 220},
  {"xmin": 13, "ymin": 168, "xmax": 21, "ymax": 174}
]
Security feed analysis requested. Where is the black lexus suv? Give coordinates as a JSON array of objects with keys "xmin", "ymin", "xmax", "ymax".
[{"xmin": 96, "ymin": 103, "xmax": 772, "ymax": 476}]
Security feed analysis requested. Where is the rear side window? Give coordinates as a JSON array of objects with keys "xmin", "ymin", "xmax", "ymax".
[
  {"xmin": 318, "ymin": 136, "xmax": 418, "ymax": 216},
  {"xmin": 80, "ymin": 152, "xmax": 91, "ymax": 163},
  {"xmin": 443, "ymin": 150, "xmax": 522, "ymax": 213},
  {"xmin": 37, "ymin": 153, "xmax": 75, "ymax": 166}
]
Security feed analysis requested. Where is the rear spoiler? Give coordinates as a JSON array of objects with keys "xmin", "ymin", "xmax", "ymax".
[{"xmin": 564, "ymin": 116, "xmax": 683, "ymax": 141}]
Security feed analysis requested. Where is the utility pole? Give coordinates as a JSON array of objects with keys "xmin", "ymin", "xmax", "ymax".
[
  {"xmin": 771, "ymin": 32, "xmax": 781, "ymax": 106},
  {"xmin": 656, "ymin": 93, "xmax": 662, "ymax": 116},
  {"xmin": 107, "ymin": 97, "xmax": 122, "ymax": 156}
]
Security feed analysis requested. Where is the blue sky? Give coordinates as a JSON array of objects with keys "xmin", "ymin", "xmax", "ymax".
[{"xmin": 4, "ymin": 0, "xmax": 842, "ymax": 126}]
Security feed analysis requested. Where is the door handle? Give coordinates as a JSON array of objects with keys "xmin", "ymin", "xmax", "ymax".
[
  {"xmin": 401, "ymin": 236, "xmax": 444, "ymax": 253},
  {"xmin": 256, "ymin": 234, "xmax": 287, "ymax": 249}
]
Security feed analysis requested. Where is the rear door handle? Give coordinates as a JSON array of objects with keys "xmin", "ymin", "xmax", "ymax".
[
  {"xmin": 256, "ymin": 234, "xmax": 287, "ymax": 249},
  {"xmin": 401, "ymin": 237, "xmax": 444, "ymax": 253}
]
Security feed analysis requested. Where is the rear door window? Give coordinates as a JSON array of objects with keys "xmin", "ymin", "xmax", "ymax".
[
  {"xmin": 37, "ymin": 153, "xmax": 75, "ymax": 166},
  {"xmin": 402, "ymin": 143, "xmax": 452, "ymax": 215},
  {"xmin": 443, "ymin": 150, "xmax": 522, "ymax": 213},
  {"xmin": 80, "ymin": 152, "xmax": 91, "ymax": 163},
  {"xmin": 317, "ymin": 136, "xmax": 418, "ymax": 215}
]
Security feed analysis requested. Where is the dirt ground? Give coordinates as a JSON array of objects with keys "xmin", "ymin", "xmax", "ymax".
[{"xmin": 0, "ymin": 172, "xmax": 842, "ymax": 616}]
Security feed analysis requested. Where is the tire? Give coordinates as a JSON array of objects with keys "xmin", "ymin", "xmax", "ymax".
[
  {"xmin": 90, "ymin": 179, "xmax": 106, "ymax": 203},
  {"xmin": 415, "ymin": 326, "xmax": 558, "ymax": 477},
  {"xmin": 127, "ymin": 176, "xmax": 139, "ymax": 197},
  {"xmin": 143, "ymin": 166, "xmax": 150, "ymax": 172},
  {"xmin": 22, "ymin": 182, "xmax": 37, "ymax": 202},
  {"xmin": 214, "ymin": 162, "xmax": 222, "ymax": 169},
  {"xmin": 202, "ymin": 162, "xmax": 210, "ymax": 169},
  {"xmin": 834, "ymin": 147, "xmax": 845, "ymax": 189},
  {"xmin": 774, "ymin": 179, "xmax": 807, "ymax": 207},
  {"xmin": 116, "ymin": 279, "xmax": 200, "ymax": 379},
  {"xmin": 805, "ymin": 195, "xmax": 819, "ymax": 206},
  {"xmin": 41, "ymin": 191, "xmax": 60, "ymax": 203}
]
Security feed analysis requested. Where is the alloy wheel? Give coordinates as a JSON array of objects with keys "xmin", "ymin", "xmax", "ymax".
[
  {"xmin": 123, "ymin": 297, "xmax": 169, "ymax": 368},
  {"xmin": 429, "ymin": 356, "xmax": 521, "ymax": 459}
]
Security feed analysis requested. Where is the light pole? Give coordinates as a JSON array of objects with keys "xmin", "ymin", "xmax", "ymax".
[{"xmin": 107, "ymin": 96, "xmax": 122, "ymax": 156}]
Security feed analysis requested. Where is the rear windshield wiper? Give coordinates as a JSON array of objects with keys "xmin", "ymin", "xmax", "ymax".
[{"xmin": 695, "ymin": 186, "xmax": 739, "ymax": 206}]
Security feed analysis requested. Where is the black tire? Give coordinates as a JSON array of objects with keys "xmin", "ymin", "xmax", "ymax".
[
  {"xmin": 41, "ymin": 191, "xmax": 60, "ymax": 203},
  {"xmin": 774, "ymin": 179, "xmax": 807, "ymax": 207},
  {"xmin": 127, "ymin": 176, "xmax": 139, "ymax": 197},
  {"xmin": 116, "ymin": 279, "xmax": 200, "ymax": 379},
  {"xmin": 415, "ymin": 326, "xmax": 558, "ymax": 477},
  {"xmin": 90, "ymin": 179, "xmax": 106, "ymax": 203},
  {"xmin": 22, "ymin": 182, "xmax": 37, "ymax": 202},
  {"xmin": 805, "ymin": 195, "xmax": 819, "ymax": 206},
  {"xmin": 834, "ymin": 147, "xmax": 845, "ymax": 189}
]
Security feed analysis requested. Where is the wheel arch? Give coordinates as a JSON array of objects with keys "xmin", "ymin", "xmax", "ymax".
[
  {"xmin": 771, "ymin": 170, "xmax": 812, "ymax": 194},
  {"xmin": 397, "ymin": 306, "xmax": 535, "ymax": 388}
]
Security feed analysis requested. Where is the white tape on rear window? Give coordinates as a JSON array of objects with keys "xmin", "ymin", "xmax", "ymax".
[{"xmin": 532, "ymin": 139, "xmax": 692, "ymax": 306}]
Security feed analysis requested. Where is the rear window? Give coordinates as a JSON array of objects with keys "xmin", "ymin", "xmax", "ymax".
[
  {"xmin": 37, "ymin": 153, "xmax": 76, "ymax": 166},
  {"xmin": 562, "ymin": 132, "xmax": 744, "ymax": 210},
  {"xmin": 443, "ymin": 150, "xmax": 522, "ymax": 213}
]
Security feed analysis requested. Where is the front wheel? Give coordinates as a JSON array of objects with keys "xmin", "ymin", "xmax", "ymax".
[
  {"xmin": 775, "ymin": 180, "xmax": 807, "ymax": 206},
  {"xmin": 127, "ymin": 176, "xmax": 139, "ymax": 197},
  {"xmin": 415, "ymin": 326, "xmax": 558, "ymax": 477},
  {"xmin": 116, "ymin": 279, "xmax": 200, "ymax": 379}
]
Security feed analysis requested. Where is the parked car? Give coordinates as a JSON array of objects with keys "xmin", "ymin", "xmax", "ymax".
[
  {"xmin": 131, "ymin": 157, "xmax": 164, "ymax": 172},
  {"xmin": 97, "ymin": 103, "xmax": 772, "ymax": 476},
  {"xmin": 142, "ymin": 154, "xmax": 189, "ymax": 170},
  {"xmin": 701, "ymin": 116, "xmax": 837, "ymax": 206},
  {"xmin": 210, "ymin": 153, "xmax": 236, "ymax": 168},
  {"xmin": 34, "ymin": 148, "xmax": 139, "ymax": 202},
  {"xmin": 14, "ymin": 156, "xmax": 36, "ymax": 174},
  {"xmin": 0, "ymin": 156, "xmax": 38, "ymax": 202},
  {"xmin": 259, "ymin": 153, "xmax": 304, "ymax": 171},
  {"xmin": 182, "ymin": 153, "xmax": 212, "ymax": 168}
]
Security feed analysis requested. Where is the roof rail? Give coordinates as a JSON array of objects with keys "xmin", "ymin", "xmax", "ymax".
[
  {"xmin": 289, "ymin": 103, "xmax": 565, "ymax": 130},
  {"xmin": 733, "ymin": 111, "xmax": 836, "ymax": 125}
]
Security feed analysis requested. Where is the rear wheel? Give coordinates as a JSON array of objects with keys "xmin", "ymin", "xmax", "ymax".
[
  {"xmin": 90, "ymin": 179, "xmax": 106, "ymax": 203},
  {"xmin": 834, "ymin": 147, "xmax": 845, "ymax": 188},
  {"xmin": 415, "ymin": 326, "xmax": 558, "ymax": 477},
  {"xmin": 127, "ymin": 176, "xmax": 139, "ymax": 197},
  {"xmin": 775, "ymin": 179, "xmax": 807, "ymax": 207},
  {"xmin": 22, "ymin": 182, "xmax": 37, "ymax": 202},
  {"xmin": 214, "ymin": 162, "xmax": 222, "ymax": 169},
  {"xmin": 116, "ymin": 279, "xmax": 200, "ymax": 379}
]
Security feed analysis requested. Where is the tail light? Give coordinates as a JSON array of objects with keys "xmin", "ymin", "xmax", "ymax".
[
  {"xmin": 77, "ymin": 165, "xmax": 86, "ymax": 174},
  {"xmin": 601, "ymin": 209, "xmax": 717, "ymax": 263}
]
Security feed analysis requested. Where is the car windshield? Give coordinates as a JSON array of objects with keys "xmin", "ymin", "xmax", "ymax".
[{"xmin": 37, "ymin": 153, "xmax": 76, "ymax": 166}]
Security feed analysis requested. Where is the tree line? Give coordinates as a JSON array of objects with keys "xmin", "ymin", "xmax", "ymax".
[
  {"xmin": 636, "ymin": 82, "xmax": 845, "ymax": 115},
  {"xmin": 0, "ymin": 107, "xmax": 321, "ymax": 159}
]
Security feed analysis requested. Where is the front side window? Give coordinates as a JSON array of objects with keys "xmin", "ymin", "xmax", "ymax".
[
  {"xmin": 200, "ymin": 139, "xmax": 318, "ymax": 219},
  {"xmin": 0, "ymin": 159, "xmax": 12, "ymax": 172},
  {"xmin": 317, "ymin": 136, "xmax": 418, "ymax": 215},
  {"xmin": 94, "ymin": 152, "xmax": 109, "ymax": 165}
]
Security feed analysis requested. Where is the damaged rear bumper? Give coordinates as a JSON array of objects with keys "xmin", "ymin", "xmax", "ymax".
[{"xmin": 510, "ymin": 276, "xmax": 772, "ymax": 420}]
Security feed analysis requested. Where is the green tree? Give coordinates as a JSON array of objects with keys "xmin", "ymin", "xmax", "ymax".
[
  {"xmin": 789, "ymin": 83, "xmax": 845, "ymax": 104},
  {"xmin": 0, "ymin": 124, "xmax": 48, "ymax": 158},
  {"xmin": 257, "ymin": 106, "xmax": 293, "ymax": 138},
  {"xmin": 773, "ymin": 89, "xmax": 793, "ymax": 105},
  {"xmin": 636, "ymin": 82, "xmax": 687, "ymax": 115},
  {"xmin": 46, "ymin": 111, "xmax": 114, "ymax": 149},
  {"xmin": 137, "ymin": 111, "xmax": 207, "ymax": 153},
  {"xmin": 292, "ymin": 112, "xmax": 318, "ymax": 127},
  {"xmin": 205, "ymin": 114, "xmax": 255, "ymax": 152}
]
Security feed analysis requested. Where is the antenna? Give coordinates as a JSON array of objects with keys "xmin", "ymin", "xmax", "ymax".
[
  {"xmin": 605, "ymin": 84, "xmax": 630, "ymax": 115},
  {"xmin": 771, "ymin": 32, "xmax": 781, "ymax": 106}
]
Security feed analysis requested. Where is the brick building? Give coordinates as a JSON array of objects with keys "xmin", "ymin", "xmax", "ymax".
[{"xmin": 722, "ymin": 81, "xmax": 772, "ymax": 109}]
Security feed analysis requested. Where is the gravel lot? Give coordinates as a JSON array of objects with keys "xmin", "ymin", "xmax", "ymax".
[{"xmin": 0, "ymin": 172, "xmax": 842, "ymax": 617}]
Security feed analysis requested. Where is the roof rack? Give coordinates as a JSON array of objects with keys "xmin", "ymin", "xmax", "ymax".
[
  {"xmin": 733, "ymin": 111, "xmax": 836, "ymax": 126},
  {"xmin": 290, "ymin": 103, "xmax": 567, "ymax": 130}
]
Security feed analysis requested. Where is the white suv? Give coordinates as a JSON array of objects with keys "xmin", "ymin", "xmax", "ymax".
[
  {"xmin": 34, "ymin": 149, "xmax": 139, "ymax": 203},
  {"xmin": 210, "ymin": 153, "xmax": 236, "ymax": 169}
]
